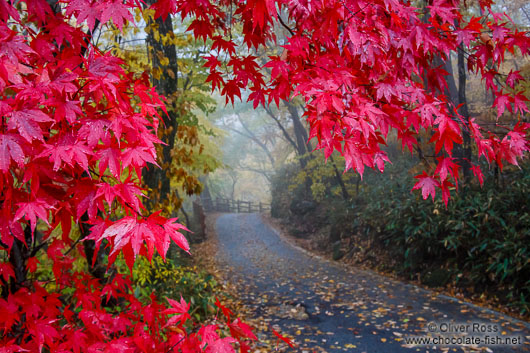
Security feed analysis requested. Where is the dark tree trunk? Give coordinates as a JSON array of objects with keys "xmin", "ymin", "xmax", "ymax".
[
  {"xmin": 330, "ymin": 155, "xmax": 350, "ymax": 200},
  {"xmin": 285, "ymin": 101, "xmax": 310, "ymax": 156},
  {"xmin": 443, "ymin": 55, "xmax": 459, "ymax": 105},
  {"xmin": 457, "ymin": 43, "xmax": 472, "ymax": 183},
  {"xmin": 8, "ymin": 228, "xmax": 31, "ymax": 294},
  {"xmin": 80, "ymin": 214, "xmax": 107, "ymax": 282},
  {"xmin": 142, "ymin": 3, "xmax": 179, "ymax": 208}
]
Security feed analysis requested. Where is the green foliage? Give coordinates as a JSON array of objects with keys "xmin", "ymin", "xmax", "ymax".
[
  {"xmin": 133, "ymin": 256, "xmax": 218, "ymax": 320},
  {"xmin": 271, "ymin": 163, "xmax": 304, "ymax": 218},
  {"xmin": 356, "ymin": 166, "xmax": 530, "ymax": 313}
]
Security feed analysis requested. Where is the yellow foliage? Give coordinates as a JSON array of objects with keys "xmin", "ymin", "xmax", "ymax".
[{"xmin": 152, "ymin": 67, "xmax": 162, "ymax": 80}]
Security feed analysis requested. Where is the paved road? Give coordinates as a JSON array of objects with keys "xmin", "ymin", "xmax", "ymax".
[{"xmin": 214, "ymin": 213, "xmax": 530, "ymax": 352}]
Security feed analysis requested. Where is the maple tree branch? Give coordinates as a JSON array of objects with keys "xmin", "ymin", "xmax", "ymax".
[
  {"xmin": 263, "ymin": 105, "xmax": 298, "ymax": 150},
  {"xmin": 343, "ymin": 2, "xmax": 373, "ymax": 22},
  {"xmin": 166, "ymin": 336, "xmax": 185, "ymax": 353},
  {"xmin": 29, "ymin": 239, "xmax": 48, "ymax": 257},
  {"xmin": 64, "ymin": 236, "xmax": 83, "ymax": 256},
  {"xmin": 237, "ymin": 115, "xmax": 276, "ymax": 165},
  {"xmin": 165, "ymin": 325, "xmax": 201, "ymax": 353},
  {"xmin": 277, "ymin": 15, "xmax": 295, "ymax": 36},
  {"xmin": 304, "ymin": 62, "xmax": 333, "ymax": 74},
  {"xmin": 413, "ymin": 144, "xmax": 434, "ymax": 170},
  {"xmin": 237, "ymin": 163, "xmax": 272, "ymax": 183},
  {"xmin": 82, "ymin": 20, "xmax": 101, "ymax": 57}
]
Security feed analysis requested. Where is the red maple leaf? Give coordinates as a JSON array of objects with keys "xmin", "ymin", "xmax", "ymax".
[
  {"xmin": 97, "ymin": 147, "xmax": 122, "ymax": 178},
  {"xmin": 229, "ymin": 318, "xmax": 257, "ymax": 341},
  {"xmin": 64, "ymin": 0, "xmax": 101, "ymax": 31},
  {"xmin": 506, "ymin": 70, "xmax": 523, "ymax": 88},
  {"xmin": 271, "ymin": 327, "xmax": 296, "ymax": 349},
  {"xmin": 493, "ymin": 93, "xmax": 512, "ymax": 117},
  {"xmin": 150, "ymin": 0, "xmax": 176, "ymax": 20},
  {"xmin": 14, "ymin": 200, "xmax": 51, "ymax": 234},
  {"xmin": 23, "ymin": 0, "xmax": 52, "ymax": 23},
  {"xmin": 215, "ymin": 297, "xmax": 234, "ymax": 321},
  {"xmin": 205, "ymin": 337, "xmax": 237, "ymax": 353},
  {"xmin": 512, "ymin": 93, "xmax": 529, "ymax": 115},
  {"xmin": 99, "ymin": 0, "xmax": 133, "ymax": 30},
  {"xmin": 163, "ymin": 297, "xmax": 191, "ymax": 328},
  {"xmin": 440, "ymin": 179, "xmax": 454, "ymax": 207},
  {"xmin": 7, "ymin": 109, "xmax": 52, "ymax": 142},
  {"xmin": 205, "ymin": 71, "xmax": 224, "ymax": 93},
  {"xmin": 0, "ymin": 134, "xmax": 25, "ymax": 172},
  {"xmin": 427, "ymin": 0, "xmax": 458, "ymax": 24},
  {"xmin": 397, "ymin": 129, "xmax": 418, "ymax": 154},
  {"xmin": 471, "ymin": 164, "xmax": 484, "ymax": 186},
  {"xmin": 412, "ymin": 172, "xmax": 440, "ymax": 201},
  {"xmin": 434, "ymin": 156, "xmax": 459, "ymax": 182},
  {"xmin": 0, "ymin": 263, "xmax": 15, "ymax": 282},
  {"xmin": 221, "ymin": 80, "xmax": 242, "ymax": 105}
]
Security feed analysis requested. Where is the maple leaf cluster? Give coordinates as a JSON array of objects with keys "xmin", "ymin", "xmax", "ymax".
[
  {"xmin": 0, "ymin": 0, "xmax": 256, "ymax": 351},
  {"xmin": 169, "ymin": 0, "xmax": 530, "ymax": 204}
]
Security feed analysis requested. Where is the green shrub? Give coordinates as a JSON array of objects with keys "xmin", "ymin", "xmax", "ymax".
[
  {"xmin": 355, "ymin": 166, "xmax": 530, "ymax": 313},
  {"xmin": 133, "ymin": 256, "xmax": 217, "ymax": 320}
]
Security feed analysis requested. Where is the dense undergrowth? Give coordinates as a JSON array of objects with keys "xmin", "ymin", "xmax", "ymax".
[{"xmin": 272, "ymin": 156, "xmax": 530, "ymax": 315}]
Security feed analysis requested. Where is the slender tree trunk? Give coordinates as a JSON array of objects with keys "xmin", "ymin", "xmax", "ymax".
[
  {"xmin": 330, "ymin": 155, "xmax": 350, "ymax": 200},
  {"xmin": 8, "ymin": 229, "xmax": 31, "ymax": 294},
  {"xmin": 457, "ymin": 43, "xmax": 472, "ymax": 183},
  {"xmin": 285, "ymin": 101, "xmax": 310, "ymax": 155},
  {"xmin": 443, "ymin": 54, "xmax": 458, "ymax": 105},
  {"xmin": 80, "ymin": 214, "xmax": 107, "ymax": 282}
]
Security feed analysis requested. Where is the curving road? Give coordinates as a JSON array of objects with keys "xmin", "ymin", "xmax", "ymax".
[{"xmin": 214, "ymin": 213, "xmax": 530, "ymax": 352}]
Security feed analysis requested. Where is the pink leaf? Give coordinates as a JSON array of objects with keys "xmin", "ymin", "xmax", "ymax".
[
  {"xmin": 0, "ymin": 134, "xmax": 25, "ymax": 172},
  {"xmin": 412, "ymin": 173, "xmax": 440, "ymax": 201}
]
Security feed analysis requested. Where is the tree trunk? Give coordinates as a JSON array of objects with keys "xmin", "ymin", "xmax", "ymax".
[
  {"xmin": 285, "ymin": 101, "xmax": 310, "ymax": 155},
  {"xmin": 457, "ymin": 43, "xmax": 472, "ymax": 183},
  {"xmin": 142, "ymin": 3, "xmax": 179, "ymax": 208},
  {"xmin": 8, "ymin": 228, "xmax": 31, "ymax": 294},
  {"xmin": 330, "ymin": 155, "xmax": 350, "ymax": 200}
]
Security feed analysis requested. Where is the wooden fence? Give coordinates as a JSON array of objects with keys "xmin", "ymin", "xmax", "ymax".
[{"xmin": 200, "ymin": 197, "xmax": 271, "ymax": 213}]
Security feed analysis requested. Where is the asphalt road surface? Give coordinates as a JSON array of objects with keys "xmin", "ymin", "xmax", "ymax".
[{"xmin": 214, "ymin": 213, "xmax": 530, "ymax": 353}]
